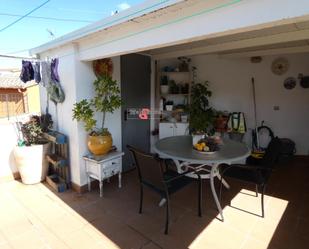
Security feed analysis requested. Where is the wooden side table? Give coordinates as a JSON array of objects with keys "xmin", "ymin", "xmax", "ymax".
[{"xmin": 83, "ymin": 151, "xmax": 124, "ymax": 197}]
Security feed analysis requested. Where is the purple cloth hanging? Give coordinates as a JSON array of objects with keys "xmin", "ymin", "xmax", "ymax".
[
  {"xmin": 51, "ymin": 58, "xmax": 60, "ymax": 83},
  {"xmin": 20, "ymin": 60, "xmax": 34, "ymax": 83}
]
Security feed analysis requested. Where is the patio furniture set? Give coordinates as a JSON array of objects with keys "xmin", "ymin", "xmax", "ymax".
[{"xmin": 85, "ymin": 135, "xmax": 282, "ymax": 234}]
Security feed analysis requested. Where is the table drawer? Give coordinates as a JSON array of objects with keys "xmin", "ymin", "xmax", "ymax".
[
  {"xmin": 103, "ymin": 158, "xmax": 121, "ymax": 169},
  {"xmin": 103, "ymin": 165, "xmax": 121, "ymax": 178},
  {"xmin": 86, "ymin": 161, "xmax": 101, "ymax": 175}
]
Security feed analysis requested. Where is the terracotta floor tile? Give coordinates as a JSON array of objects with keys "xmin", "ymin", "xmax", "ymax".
[
  {"xmin": 240, "ymin": 236, "xmax": 276, "ymax": 249},
  {"xmin": 8, "ymin": 228, "xmax": 46, "ymax": 249},
  {"xmin": 1, "ymin": 158, "xmax": 308, "ymax": 249},
  {"xmin": 141, "ymin": 242, "xmax": 162, "ymax": 249},
  {"xmin": 62, "ymin": 228, "xmax": 118, "ymax": 249},
  {"xmin": 188, "ymin": 220, "xmax": 245, "ymax": 249},
  {"xmin": 295, "ymin": 218, "xmax": 309, "ymax": 238},
  {"xmin": 0, "ymin": 233, "xmax": 7, "ymax": 246},
  {"xmin": 0, "ymin": 244, "xmax": 13, "ymax": 249},
  {"xmin": 250, "ymin": 221, "xmax": 293, "ymax": 249}
]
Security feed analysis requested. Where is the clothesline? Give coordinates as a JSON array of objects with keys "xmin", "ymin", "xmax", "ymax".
[{"xmin": 0, "ymin": 54, "xmax": 39, "ymax": 60}]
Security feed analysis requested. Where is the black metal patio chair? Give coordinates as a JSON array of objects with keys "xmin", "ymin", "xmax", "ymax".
[
  {"xmin": 219, "ymin": 137, "xmax": 282, "ymax": 218},
  {"xmin": 127, "ymin": 145, "xmax": 202, "ymax": 234}
]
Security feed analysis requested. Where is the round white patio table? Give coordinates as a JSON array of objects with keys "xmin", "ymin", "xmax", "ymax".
[{"xmin": 154, "ymin": 135, "xmax": 250, "ymax": 221}]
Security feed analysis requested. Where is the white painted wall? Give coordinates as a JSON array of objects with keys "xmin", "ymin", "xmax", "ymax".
[
  {"xmin": 186, "ymin": 53, "xmax": 309, "ymax": 155},
  {"xmin": 39, "ymin": 45, "xmax": 82, "ymax": 185},
  {"xmin": 39, "ymin": 45, "xmax": 122, "ymax": 186},
  {"xmin": 74, "ymin": 56, "xmax": 122, "ymax": 186}
]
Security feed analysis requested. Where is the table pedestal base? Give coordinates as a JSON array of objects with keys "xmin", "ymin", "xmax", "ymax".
[{"xmin": 172, "ymin": 160, "xmax": 229, "ymax": 221}]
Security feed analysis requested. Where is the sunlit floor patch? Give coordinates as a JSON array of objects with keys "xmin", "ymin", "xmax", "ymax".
[
  {"xmin": 0, "ymin": 181, "xmax": 121, "ymax": 249},
  {"xmin": 189, "ymin": 189, "xmax": 289, "ymax": 249}
]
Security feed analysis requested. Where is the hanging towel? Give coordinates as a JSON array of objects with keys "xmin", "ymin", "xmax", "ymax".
[
  {"xmin": 33, "ymin": 62, "xmax": 41, "ymax": 83},
  {"xmin": 20, "ymin": 60, "xmax": 34, "ymax": 83},
  {"xmin": 51, "ymin": 58, "xmax": 60, "ymax": 83},
  {"xmin": 47, "ymin": 83, "xmax": 65, "ymax": 104},
  {"xmin": 49, "ymin": 58, "xmax": 65, "ymax": 104},
  {"xmin": 40, "ymin": 61, "xmax": 51, "ymax": 87}
]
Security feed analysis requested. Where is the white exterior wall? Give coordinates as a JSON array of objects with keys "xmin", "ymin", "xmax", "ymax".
[
  {"xmin": 39, "ymin": 45, "xmax": 82, "ymax": 185},
  {"xmin": 74, "ymin": 56, "xmax": 122, "ymax": 186},
  {"xmin": 39, "ymin": 44, "xmax": 122, "ymax": 187},
  {"xmin": 188, "ymin": 53, "xmax": 309, "ymax": 155}
]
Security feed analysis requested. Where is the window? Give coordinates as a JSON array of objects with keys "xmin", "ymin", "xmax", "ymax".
[{"xmin": 0, "ymin": 92, "xmax": 27, "ymax": 118}]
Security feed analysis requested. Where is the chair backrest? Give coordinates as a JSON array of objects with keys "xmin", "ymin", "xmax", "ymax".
[
  {"xmin": 127, "ymin": 145, "xmax": 166, "ymax": 190},
  {"xmin": 261, "ymin": 137, "xmax": 282, "ymax": 168}
]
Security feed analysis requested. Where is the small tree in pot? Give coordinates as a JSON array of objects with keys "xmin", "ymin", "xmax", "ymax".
[
  {"xmin": 189, "ymin": 81, "xmax": 215, "ymax": 144},
  {"xmin": 72, "ymin": 75, "xmax": 122, "ymax": 155},
  {"xmin": 13, "ymin": 116, "xmax": 51, "ymax": 184}
]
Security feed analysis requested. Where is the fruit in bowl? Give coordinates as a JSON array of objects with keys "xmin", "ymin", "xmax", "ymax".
[
  {"xmin": 194, "ymin": 142, "xmax": 209, "ymax": 152},
  {"xmin": 193, "ymin": 137, "xmax": 220, "ymax": 153}
]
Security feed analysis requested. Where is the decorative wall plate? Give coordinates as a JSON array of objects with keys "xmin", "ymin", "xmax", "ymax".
[
  {"xmin": 283, "ymin": 77, "xmax": 296, "ymax": 90},
  {"xmin": 271, "ymin": 58, "xmax": 289, "ymax": 75},
  {"xmin": 93, "ymin": 58, "xmax": 113, "ymax": 77}
]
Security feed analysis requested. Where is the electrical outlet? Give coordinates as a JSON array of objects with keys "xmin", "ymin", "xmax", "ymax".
[{"xmin": 273, "ymin": 106, "xmax": 280, "ymax": 111}]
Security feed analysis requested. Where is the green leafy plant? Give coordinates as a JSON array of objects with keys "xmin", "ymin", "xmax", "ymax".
[
  {"xmin": 189, "ymin": 81, "xmax": 215, "ymax": 134},
  {"xmin": 72, "ymin": 75, "xmax": 122, "ymax": 136},
  {"xmin": 72, "ymin": 99, "xmax": 96, "ymax": 133},
  {"xmin": 20, "ymin": 116, "xmax": 46, "ymax": 146}
]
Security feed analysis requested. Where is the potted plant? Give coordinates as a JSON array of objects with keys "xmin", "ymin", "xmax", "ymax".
[
  {"xmin": 160, "ymin": 76, "xmax": 169, "ymax": 94},
  {"xmin": 72, "ymin": 75, "xmax": 122, "ymax": 155},
  {"xmin": 165, "ymin": 100, "xmax": 174, "ymax": 111},
  {"xmin": 178, "ymin": 57, "xmax": 191, "ymax": 72},
  {"xmin": 214, "ymin": 110, "xmax": 229, "ymax": 133},
  {"xmin": 188, "ymin": 81, "xmax": 215, "ymax": 144},
  {"xmin": 169, "ymin": 80, "xmax": 179, "ymax": 94},
  {"xmin": 13, "ymin": 116, "xmax": 51, "ymax": 184}
]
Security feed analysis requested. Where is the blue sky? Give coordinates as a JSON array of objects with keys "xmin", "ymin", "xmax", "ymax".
[{"xmin": 0, "ymin": 0, "xmax": 144, "ymax": 69}]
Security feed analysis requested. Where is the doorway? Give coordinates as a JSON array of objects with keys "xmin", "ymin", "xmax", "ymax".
[{"xmin": 121, "ymin": 54, "xmax": 151, "ymax": 171}]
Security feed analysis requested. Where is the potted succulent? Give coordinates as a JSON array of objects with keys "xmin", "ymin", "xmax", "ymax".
[
  {"xmin": 189, "ymin": 81, "xmax": 215, "ymax": 144},
  {"xmin": 72, "ymin": 75, "xmax": 122, "ymax": 155},
  {"xmin": 13, "ymin": 116, "xmax": 51, "ymax": 184}
]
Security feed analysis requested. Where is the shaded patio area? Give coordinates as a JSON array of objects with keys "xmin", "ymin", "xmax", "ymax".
[{"xmin": 0, "ymin": 158, "xmax": 308, "ymax": 249}]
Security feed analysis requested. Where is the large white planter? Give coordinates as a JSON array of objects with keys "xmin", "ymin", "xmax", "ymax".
[{"xmin": 13, "ymin": 143, "xmax": 50, "ymax": 184}]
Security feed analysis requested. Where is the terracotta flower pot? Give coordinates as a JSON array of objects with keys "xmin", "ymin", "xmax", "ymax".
[
  {"xmin": 88, "ymin": 134, "xmax": 112, "ymax": 155},
  {"xmin": 13, "ymin": 143, "xmax": 51, "ymax": 184}
]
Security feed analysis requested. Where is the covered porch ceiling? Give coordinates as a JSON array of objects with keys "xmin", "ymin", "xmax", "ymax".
[{"xmin": 144, "ymin": 20, "xmax": 309, "ymax": 59}]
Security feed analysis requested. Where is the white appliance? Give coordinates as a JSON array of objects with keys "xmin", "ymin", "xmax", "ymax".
[{"xmin": 159, "ymin": 122, "xmax": 189, "ymax": 139}]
